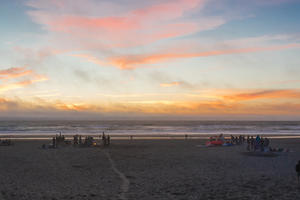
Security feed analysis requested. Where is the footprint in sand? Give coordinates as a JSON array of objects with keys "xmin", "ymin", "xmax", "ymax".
[{"xmin": 105, "ymin": 151, "xmax": 130, "ymax": 200}]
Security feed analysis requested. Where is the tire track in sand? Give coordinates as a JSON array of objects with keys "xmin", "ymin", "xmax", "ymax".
[{"xmin": 105, "ymin": 151, "xmax": 130, "ymax": 200}]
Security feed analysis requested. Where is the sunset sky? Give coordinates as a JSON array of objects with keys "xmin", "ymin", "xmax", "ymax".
[{"xmin": 1, "ymin": 0, "xmax": 300, "ymax": 120}]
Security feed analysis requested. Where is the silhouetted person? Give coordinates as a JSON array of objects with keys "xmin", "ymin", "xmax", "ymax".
[
  {"xmin": 246, "ymin": 136, "xmax": 250, "ymax": 151},
  {"xmin": 107, "ymin": 135, "xmax": 110, "ymax": 146},
  {"xmin": 260, "ymin": 137, "xmax": 265, "ymax": 152},
  {"xmin": 296, "ymin": 160, "xmax": 300, "ymax": 184},
  {"xmin": 102, "ymin": 132, "xmax": 106, "ymax": 146},
  {"xmin": 250, "ymin": 136, "xmax": 254, "ymax": 151},
  {"xmin": 264, "ymin": 137, "xmax": 270, "ymax": 147},
  {"xmin": 73, "ymin": 135, "xmax": 78, "ymax": 145},
  {"xmin": 52, "ymin": 137, "xmax": 56, "ymax": 148},
  {"xmin": 230, "ymin": 135, "xmax": 234, "ymax": 144},
  {"xmin": 79, "ymin": 135, "xmax": 82, "ymax": 144}
]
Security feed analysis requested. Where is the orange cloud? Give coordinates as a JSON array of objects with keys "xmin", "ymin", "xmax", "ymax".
[
  {"xmin": 160, "ymin": 82, "xmax": 181, "ymax": 87},
  {"xmin": 222, "ymin": 89, "xmax": 300, "ymax": 101},
  {"xmin": 107, "ymin": 43, "xmax": 300, "ymax": 69},
  {"xmin": 0, "ymin": 67, "xmax": 32, "ymax": 79},
  {"xmin": 55, "ymin": 103, "xmax": 92, "ymax": 111},
  {"xmin": 1, "ymin": 95, "xmax": 300, "ymax": 118},
  {"xmin": 0, "ymin": 67, "xmax": 48, "ymax": 93},
  {"xmin": 73, "ymin": 43, "xmax": 300, "ymax": 69}
]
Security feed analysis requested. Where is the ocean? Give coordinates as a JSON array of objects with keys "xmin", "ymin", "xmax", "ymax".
[{"xmin": 0, "ymin": 120, "xmax": 300, "ymax": 136}]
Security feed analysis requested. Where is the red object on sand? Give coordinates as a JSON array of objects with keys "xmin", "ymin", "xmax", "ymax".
[{"xmin": 206, "ymin": 140, "xmax": 224, "ymax": 146}]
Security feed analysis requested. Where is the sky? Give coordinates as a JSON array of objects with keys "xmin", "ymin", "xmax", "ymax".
[{"xmin": 1, "ymin": 0, "xmax": 300, "ymax": 120}]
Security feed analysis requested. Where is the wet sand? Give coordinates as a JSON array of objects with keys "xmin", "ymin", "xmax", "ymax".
[{"xmin": 0, "ymin": 138, "xmax": 300, "ymax": 200}]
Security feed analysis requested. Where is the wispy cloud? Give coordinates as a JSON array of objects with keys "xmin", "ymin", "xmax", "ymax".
[
  {"xmin": 0, "ymin": 67, "xmax": 48, "ymax": 93},
  {"xmin": 160, "ymin": 82, "xmax": 181, "ymax": 87},
  {"xmin": 25, "ymin": 0, "xmax": 300, "ymax": 72},
  {"xmin": 109, "ymin": 43, "xmax": 300, "ymax": 69},
  {"xmin": 222, "ymin": 89, "xmax": 300, "ymax": 101},
  {"xmin": 0, "ymin": 67, "xmax": 32, "ymax": 80},
  {"xmin": 26, "ymin": 0, "xmax": 219, "ymax": 47}
]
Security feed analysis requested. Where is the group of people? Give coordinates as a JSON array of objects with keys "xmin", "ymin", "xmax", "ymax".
[
  {"xmin": 73, "ymin": 135, "xmax": 96, "ymax": 147},
  {"xmin": 246, "ymin": 135, "xmax": 270, "ymax": 152},
  {"xmin": 73, "ymin": 134, "xmax": 82, "ymax": 145},
  {"xmin": 0, "ymin": 139, "xmax": 13, "ymax": 146},
  {"xmin": 101, "ymin": 132, "xmax": 110, "ymax": 146},
  {"xmin": 44, "ymin": 132, "xmax": 112, "ymax": 149},
  {"xmin": 230, "ymin": 135, "xmax": 246, "ymax": 145},
  {"xmin": 49, "ymin": 132, "xmax": 66, "ymax": 148},
  {"xmin": 228, "ymin": 134, "xmax": 271, "ymax": 152},
  {"xmin": 72, "ymin": 132, "xmax": 110, "ymax": 147}
]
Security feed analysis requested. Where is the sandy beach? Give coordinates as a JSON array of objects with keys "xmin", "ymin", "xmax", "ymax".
[{"xmin": 0, "ymin": 138, "xmax": 300, "ymax": 200}]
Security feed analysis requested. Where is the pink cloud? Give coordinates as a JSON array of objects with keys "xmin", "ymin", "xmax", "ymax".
[
  {"xmin": 71, "ymin": 43, "xmax": 300, "ymax": 69},
  {"xmin": 26, "ymin": 0, "xmax": 223, "ymax": 48},
  {"xmin": 0, "ymin": 67, "xmax": 32, "ymax": 79},
  {"xmin": 25, "ymin": 0, "xmax": 299, "ymax": 71},
  {"xmin": 106, "ymin": 43, "xmax": 300, "ymax": 69}
]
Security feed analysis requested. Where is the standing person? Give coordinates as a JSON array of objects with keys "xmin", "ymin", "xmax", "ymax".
[
  {"xmin": 79, "ymin": 135, "xmax": 82, "ymax": 144},
  {"xmin": 255, "ymin": 135, "xmax": 261, "ymax": 151},
  {"xmin": 250, "ymin": 136, "xmax": 254, "ymax": 151},
  {"xmin": 107, "ymin": 135, "xmax": 110, "ymax": 146},
  {"xmin": 264, "ymin": 137, "xmax": 270, "ymax": 148},
  {"xmin": 230, "ymin": 135, "xmax": 234, "ymax": 144},
  {"xmin": 246, "ymin": 136, "xmax": 250, "ymax": 151},
  {"xmin": 52, "ymin": 137, "xmax": 56, "ymax": 148},
  {"xmin": 296, "ymin": 160, "xmax": 300, "ymax": 184},
  {"xmin": 102, "ymin": 132, "xmax": 106, "ymax": 146}
]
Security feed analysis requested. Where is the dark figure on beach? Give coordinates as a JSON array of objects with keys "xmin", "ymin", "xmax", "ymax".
[
  {"xmin": 52, "ymin": 137, "xmax": 56, "ymax": 148},
  {"xmin": 107, "ymin": 135, "xmax": 110, "ymax": 146},
  {"xmin": 238, "ymin": 135, "xmax": 242, "ymax": 145},
  {"xmin": 73, "ymin": 135, "xmax": 78, "ymax": 145},
  {"xmin": 296, "ymin": 160, "xmax": 300, "ymax": 184},
  {"xmin": 246, "ymin": 136, "xmax": 250, "ymax": 151},
  {"xmin": 250, "ymin": 136, "xmax": 255, "ymax": 151},
  {"xmin": 79, "ymin": 135, "xmax": 82, "ymax": 144},
  {"xmin": 264, "ymin": 138, "xmax": 270, "ymax": 148},
  {"xmin": 260, "ymin": 137, "xmax": 265, "ymax": 152},
  {"xmin": 230, "ymin": 135, "xmax": 234, "ymax": 144},
  {"xmin": 102, "ymin": 132, "xmax": 106, "ymax": 146},
  {"xmin": 255, "ymin": 135, "xmax": 261, "ymax": 151}
]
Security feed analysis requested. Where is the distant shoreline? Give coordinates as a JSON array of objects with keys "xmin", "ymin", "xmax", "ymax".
[{"xmin": 1, "ymin": 133, "xmax": 300, "ymax": 140}]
